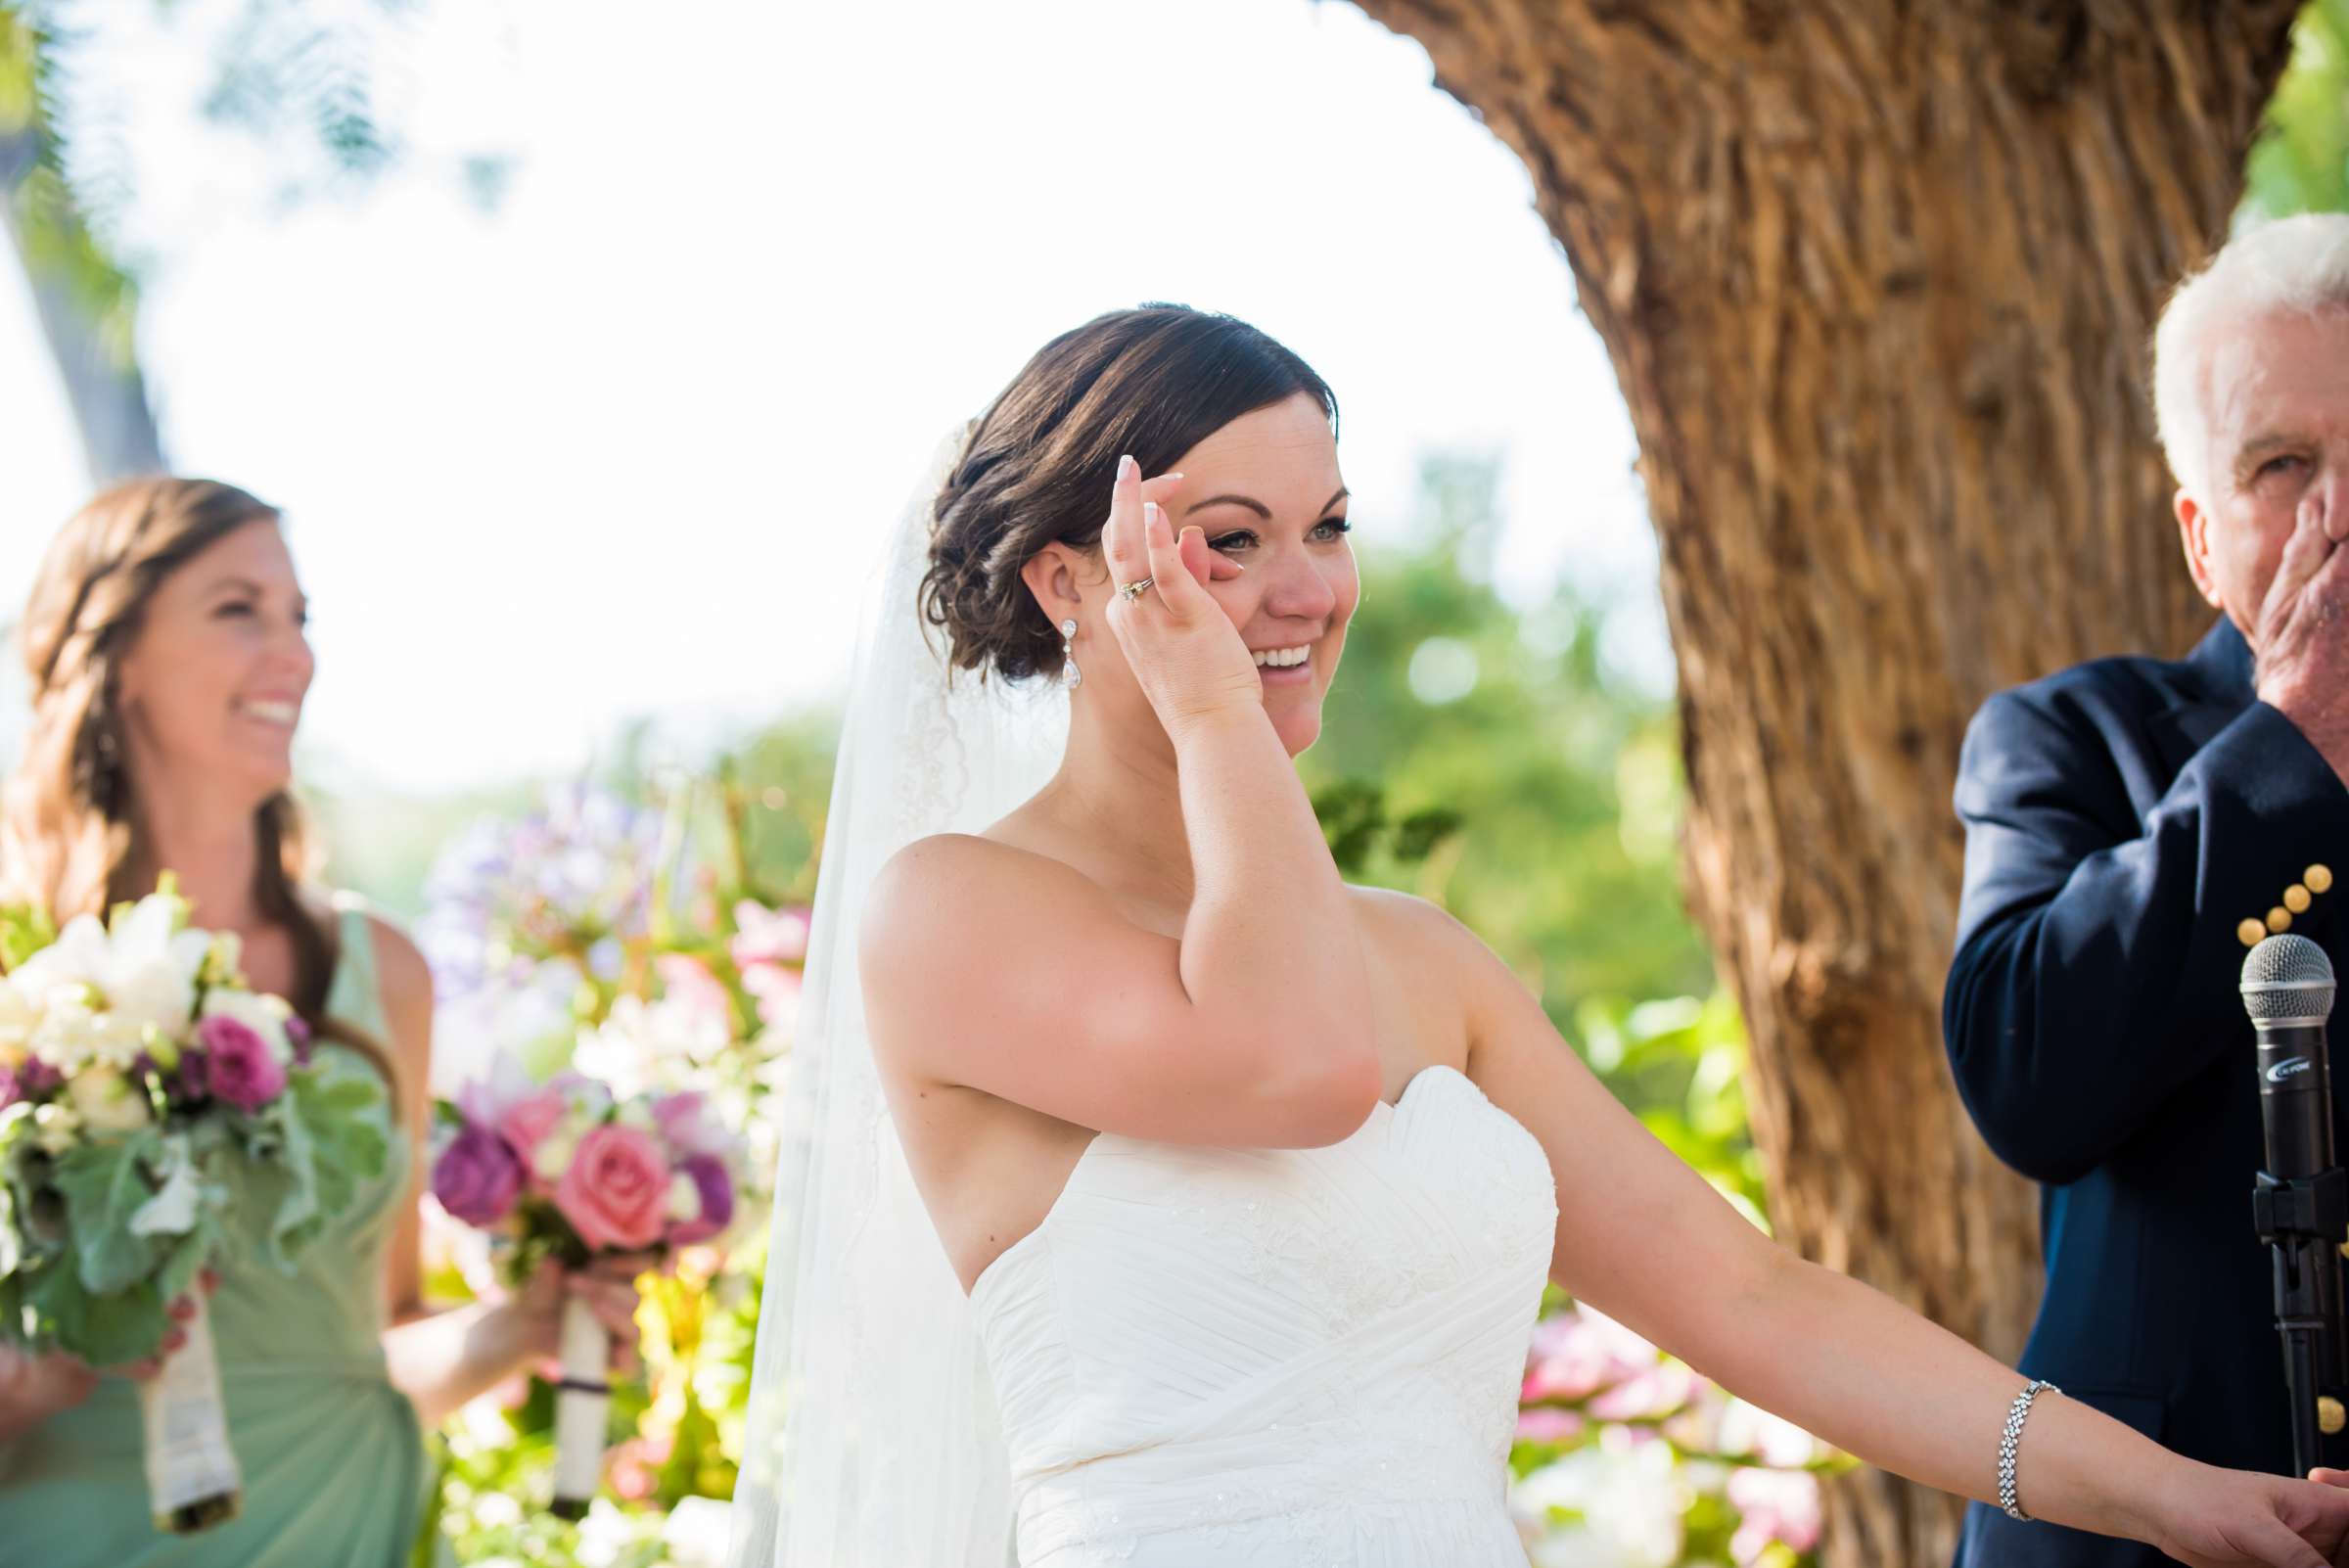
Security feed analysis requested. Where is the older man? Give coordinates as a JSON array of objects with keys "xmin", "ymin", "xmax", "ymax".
[{"xmin": 1945, "ymin": 212, "xmax": 2349, "ymax": 1567}]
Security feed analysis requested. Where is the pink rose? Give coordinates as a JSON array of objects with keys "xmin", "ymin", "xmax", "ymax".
[
  {"xmin": 554, "ymin": 1124, "xmax": 671, "ymax": 1251},
  {"xmin": 200, "ymin": 1013, "xmax": 288, "ymax": 1110},
  {"xmin": 497, "ymin": 1088, "xmax": 568, "ymax": 1164}
]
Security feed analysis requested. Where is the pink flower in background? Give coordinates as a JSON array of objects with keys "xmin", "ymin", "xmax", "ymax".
[
  {"xmin": 433, "ymin": 1127, "xmax": 524, "ymax": 1224},
  {"xmin": 666, "ymin": 1153, "xmax": 735, "ymax": 1245},
  {"xmin": 201, "ymin": 1013, "xmax": 288, "ymax": 1109},
  {"xmin": 1727, "ymin": 1467, "xmax": 1822, "ymax": 1563},
  {"xmin": 606, "ymin": 1431, "xmax": 674, "ymax": 1502},
  {"xmin": 729, "ymin": 901, "xmax": 809, "ymax": 968},
  {"xmin": 456, "ymin": 1050, "xmax": 539, "ymax": 1130},
  {"xmin": 1514, "ymin": 1407, "xmax": 1586, "ymax": 1444},
  {"xmin": 741, "ymin": 961, "xmax": 802, "ymax": 1034},
  {"xmin": 555, "ymin": 1124, "xmax": 671, "ymax": 1250},
  {"xmin": 654, "ymin": 954, "xmax": 733, "ymax": 1035},
  {"xmin": 497, "ymin": 1087, "xmax": 569, "ymax": 1164},
  {"xmin": 1521, "ymin": 1305, "xmax": 1658, "ymax": 1405}
]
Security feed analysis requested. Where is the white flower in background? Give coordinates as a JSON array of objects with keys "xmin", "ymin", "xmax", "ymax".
[
  {"xmin": 200, "ymin": 989, "xmax": 299, "ymax": 1065},
  {"xmin": 1512, "ymin": 1438, "xmax": 1687, "ymax": 1568},
  {"xmin": 131, "ymin": 1136, "xmax": 202, "ymax": 1236},
  {"xmin": 31, "ymin": 1101, "xmax": 82, "ymax": 1156},
  {"xmin": 615, "ymin": 1097, "xmax": 658, "ymax": 1134},
  {"xmin": 0, "ymin": 974, "xmax": 37, "ymax": 1057},
  {"xmin": 667, "ymin": 1171, "xmax": 701, "ymax": 1223},
  {"xmin": 574, "ymin": 1005, "xmax": 661, "ymax": 1101},
  {"xmin": 68, "ymin": 1068, "xmax": 152, "ymax": 1133}
]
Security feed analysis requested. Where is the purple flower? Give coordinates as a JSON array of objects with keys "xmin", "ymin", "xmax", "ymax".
[
  {"xmin": 432, "ymin": 1126, "xmax": 525, "ymax": 1226},
  {"xmin": 18, "ymin": 1059, "xmax": 63, "ymax": 1101},
  {"xmin": 667, "ymin": 1153, "xmax": 734, "ymax": 1245},
  {"xmin": 285, "ymin": 1016, "xmax": 314, "ymax": 1066},
  {"xmin": 164, "ymin": 1045, "xmax": 211, "ymax": 1107},
  {"xmin": 200, "ymin": 1014, "xmax": 288, "ymax": 1110}
]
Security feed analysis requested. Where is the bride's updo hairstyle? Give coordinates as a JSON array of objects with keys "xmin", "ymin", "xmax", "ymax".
[{"xmin": 921, "ymin": 303, "xmax": 1336, "ymax": 682}]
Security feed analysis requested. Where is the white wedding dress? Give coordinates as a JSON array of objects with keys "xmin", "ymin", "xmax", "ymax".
[{"xmin": 969, "ymin": 1063, "xmax": 1558, "ymax": 1567}]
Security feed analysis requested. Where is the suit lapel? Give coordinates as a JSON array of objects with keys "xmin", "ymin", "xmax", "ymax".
[{"xmin": 2150, "ymin": 619, "xmax": 2256, "ymax": 781}]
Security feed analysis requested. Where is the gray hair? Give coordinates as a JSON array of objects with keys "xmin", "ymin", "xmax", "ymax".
[{"xmin": 2153, "ymin": 211, "xmax": 2349, "ymax": 503}]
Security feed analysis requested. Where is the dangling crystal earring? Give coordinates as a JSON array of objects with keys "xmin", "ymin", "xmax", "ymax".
[{"xmin": 1060, "ymin": 619, "xmax": 1082, "ymax": 687}]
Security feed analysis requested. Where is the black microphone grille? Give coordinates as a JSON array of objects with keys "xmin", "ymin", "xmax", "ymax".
[{"xmin": 2242, "ymin": 933, "xmax": 2337, "ymax": 1022}]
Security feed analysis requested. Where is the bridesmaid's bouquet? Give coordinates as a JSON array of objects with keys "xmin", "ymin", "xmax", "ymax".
[
  {"xmin": 430, "ymin": 1053, "xmax": 741, "ymax": 1517},
  {"xmin": 0, "ymin": 883, "xmax": 388, "ymax": 1534}
]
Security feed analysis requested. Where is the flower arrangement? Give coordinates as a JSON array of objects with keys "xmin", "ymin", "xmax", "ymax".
[
  {"xmin": 0, "ymin": 883, "xmax": 388, "ymax": 1534},
  {"xmin": 432, "ymin": 1054, "xmax": 744, "ymax": 1517},
  {"xmin": 417, "ymin": 774, "xmax": 807, "ymax": 1561}
]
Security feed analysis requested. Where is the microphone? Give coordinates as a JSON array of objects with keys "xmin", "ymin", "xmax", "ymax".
[{"xmin": 2243, "ymin": 933, "xmax": 2348, "ymax": 1475}]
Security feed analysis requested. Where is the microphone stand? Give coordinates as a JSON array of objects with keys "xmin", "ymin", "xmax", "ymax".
[
  {"xmin": 2246, "ymin": 934, "xmax": 2349, "ymax": 1477},
  {"xmin": 2251, "ymin": 1161, "xmax": 2349, "ymax": 1476}
]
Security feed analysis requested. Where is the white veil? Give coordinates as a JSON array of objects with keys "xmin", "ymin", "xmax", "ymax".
[{"xmin": 726, "ymin": 427, "xmax": 1070, "ymax": 1568}]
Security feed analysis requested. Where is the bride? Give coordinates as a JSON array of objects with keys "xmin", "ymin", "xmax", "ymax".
[{"xmin": 727, "ymin": 304, "xmax": 2349, "ymax": 1568}]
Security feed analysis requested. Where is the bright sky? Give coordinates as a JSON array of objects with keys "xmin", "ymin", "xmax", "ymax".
[{"xmin": 2, "ymin": 0, "xmax": 1662, "ymax": 795}]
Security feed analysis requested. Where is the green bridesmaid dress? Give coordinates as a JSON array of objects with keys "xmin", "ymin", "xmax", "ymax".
[{"xmin": 0, "ymin": 897, "xmax": 433, "ymax": 1567}]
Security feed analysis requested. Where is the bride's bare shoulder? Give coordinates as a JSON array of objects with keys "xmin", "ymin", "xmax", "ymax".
[{"xmin": 862, "ymin": 833, "xmax": 1107, "ymax": 968}]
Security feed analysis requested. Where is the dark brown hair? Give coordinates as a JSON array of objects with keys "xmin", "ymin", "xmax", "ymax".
[
  {"xmin": 921, "ymin": 304, "xmax": 1337, "ymax": 681},
  {"xmin": 1, "ymin": 478, "xmax": 394, "ymax": 1095}
]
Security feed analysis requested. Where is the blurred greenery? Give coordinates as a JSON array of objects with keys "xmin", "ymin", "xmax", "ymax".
[{"xmin": 2248, "ymin": 0, "xmax": 2349, "ymax": 219}]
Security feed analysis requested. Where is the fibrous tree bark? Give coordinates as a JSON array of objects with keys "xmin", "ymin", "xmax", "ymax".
[{"xmin": 1342, "ymin": 3, "xmax": 2301, "ymax": 1563}]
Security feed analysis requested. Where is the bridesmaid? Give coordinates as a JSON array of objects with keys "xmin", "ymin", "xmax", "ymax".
[{"xmin": 0, "ymin": 479, "xmax": 643, "ymax": 1566}]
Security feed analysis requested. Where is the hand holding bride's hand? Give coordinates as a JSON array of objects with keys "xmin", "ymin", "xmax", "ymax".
[
  {"xmin": 2144, "ymin": 1461, "xmax": 2349, "ymax": 1567},
  {"xmin": 1098, "ymin": 455, "xmax": 1264, "ymax": 742}
]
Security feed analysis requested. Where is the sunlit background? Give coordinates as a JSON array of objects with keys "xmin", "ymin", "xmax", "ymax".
[{"xmin": 4, "ymin": 0, "xmax": 1667, "ymax": 810}]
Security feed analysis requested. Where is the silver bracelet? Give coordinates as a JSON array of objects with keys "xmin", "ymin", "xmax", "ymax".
[{"xmin": 1999, "ymin": 1379, "xmax": 2059, "ymax": 1521}]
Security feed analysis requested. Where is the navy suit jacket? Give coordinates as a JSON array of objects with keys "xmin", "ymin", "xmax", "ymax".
[{"xmin": 1945, "ymin": 618, "xmax": 2349, "ymax": 1567}]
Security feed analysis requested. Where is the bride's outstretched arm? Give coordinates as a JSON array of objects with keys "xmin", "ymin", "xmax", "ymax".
[{"xmin": 1420, "ymin": 899, "xmax": 2349, "ymax": 1568}]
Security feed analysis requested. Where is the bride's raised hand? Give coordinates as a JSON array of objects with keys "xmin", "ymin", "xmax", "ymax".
[
  {"xmin": 1098, "ymin": 455, "xmax": 1264, "ymax": 740},
  {"xmin": 2146, "ymin": 1464, "xmax": 2349, "ymax": 1567}
]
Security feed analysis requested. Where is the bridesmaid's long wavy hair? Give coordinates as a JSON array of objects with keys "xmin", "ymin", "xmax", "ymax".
[{"xmin": 1, "ymin": 479, "xmax": 387, "ymax": 1087}]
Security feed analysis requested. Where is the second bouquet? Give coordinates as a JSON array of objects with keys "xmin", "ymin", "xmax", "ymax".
[
  {"xmin": 431, "ymin": 1054, "xmax": 741, "ymax": 1518},
  {"xmin": 0, "ymin": 883, "xmax": 389, "ymax": 1534}
]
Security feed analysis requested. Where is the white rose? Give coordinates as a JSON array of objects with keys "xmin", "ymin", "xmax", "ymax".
[
  {"xmin": 68, "ymin": 1068, "xmax": 151, "ymax": 1133},
  {"xmin": 28, "ymin": 992, "xmax": 104, "ymax": 1075},
  {"xmin": 667, "ymin": 1171, "xmax": 701, "ymax": 1223},
  {"xmin": 32, "ymin": 1101, "xmax": 82, "ymax": 1155},
  {"xmin": 201, "ymin": 989, "xmax": 297, "ymax": 1065}
]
